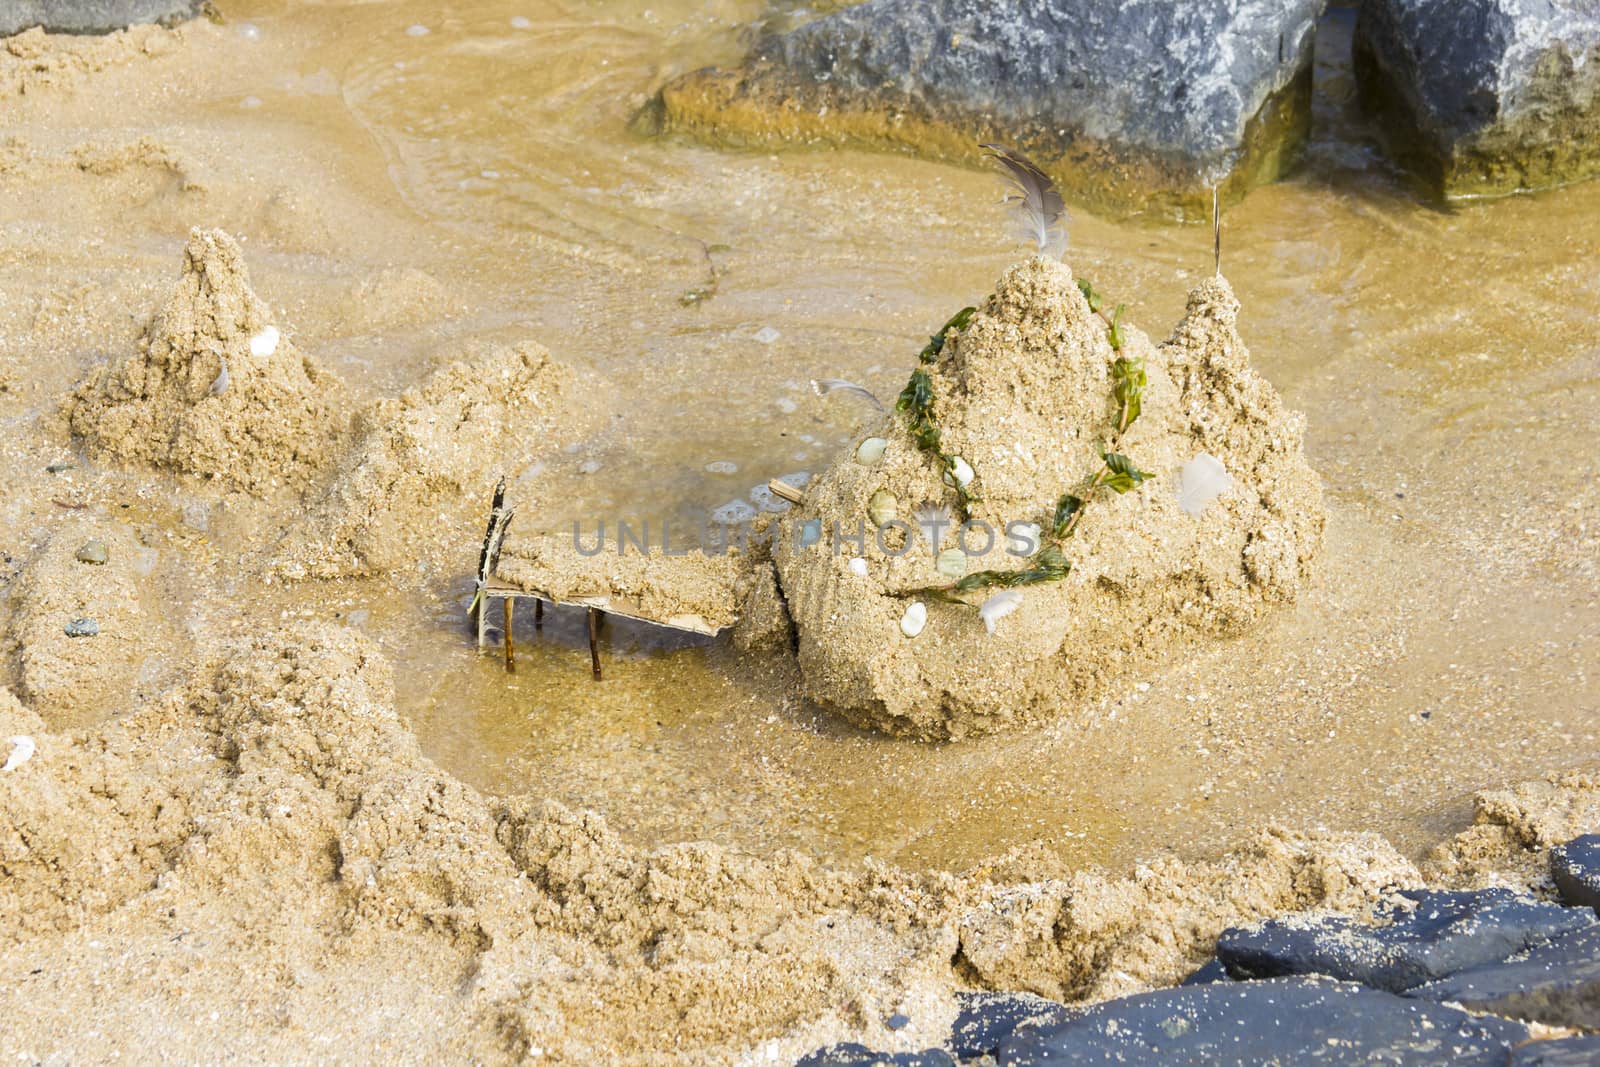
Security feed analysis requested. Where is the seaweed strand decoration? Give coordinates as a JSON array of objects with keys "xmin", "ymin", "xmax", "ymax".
[{"xmin": 896, "ymin": 307, "xmax": 979, "ymax": 517}]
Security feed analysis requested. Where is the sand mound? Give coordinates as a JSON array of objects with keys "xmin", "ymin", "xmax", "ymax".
[
  {"xmin": 64, "ymin": 227, "xmax": 347, "ymax": 495},
  {"xmin": 1, "ymin": 623, "xmax": 1481, "ymax": 1063},
  {"xmin": 4, "ymin": 520, "xmax": 189, "ymax": 731},
  {"xmin": 773, "ymin": 256, "xmax": 1325, "ymax": 737},
  {"xmin": 273, "ymin": 342, "xmax": 602, "ymax": 581}
]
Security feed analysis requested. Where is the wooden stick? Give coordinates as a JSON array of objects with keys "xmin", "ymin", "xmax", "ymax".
[
  {"xmin": 503, "ymin": 598, "xmax": 515, "ymax": 673},
  {"xmin": 587, "ymin": 607, "xmax": 603, "ymax": 681},
  {"xmin": 768, "ymin": 478, "xmax": 803, "ymax": 505},
  {"xmin": 535, "ymin": 598, "xmax": 544, "ymax": 631}
]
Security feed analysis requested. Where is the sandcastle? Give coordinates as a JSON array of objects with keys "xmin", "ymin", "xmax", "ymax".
[
  {"xmin": 64, "ymin": 227, "xmax": 347, "ymax": 496},
  {"xmin": 767, "ymin": 255, "xmax": 1325, "ymax": 738}
]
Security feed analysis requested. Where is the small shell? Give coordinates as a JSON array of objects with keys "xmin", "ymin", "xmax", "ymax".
[
  {"xmin": 943, "ymin": 456, "xmax": 975, "ymax": 489},
  {"xmin": 979, "ymin": 590, "xmax": 1023, "ymax": 635},
  {"xmin": 855, "ymin": 437, "xmax": 888, "ymax": 465},
  {"xmin": 936, "ymin": 548, "xmax": 967, "ymax": 579},
  {"xmin": 847, "ymin": 556, "xmax": 869, "ymax": 577},
  {"xmin": 249, "ymin": 324, "xmax": 280, "ymax": 357},
  {"xmin": 2, "ymin": 736, "xmax": 35, "ymax": 773},
  {"xmin": 899, "ymin": 601, "xmax": 927, "ymax": 638},
  {"xmin": 209, "ymin": 357, "xmax": 230, "ymax": 396},
  {"xmin": 868, "ymin": 489, "xmax": 898, "ymax": 528}
]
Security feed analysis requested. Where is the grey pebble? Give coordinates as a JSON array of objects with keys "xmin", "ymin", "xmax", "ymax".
[
  {"xmin": 64, "ymin": 618, "xmax": 100, "ymax": 638},
  {"xmin": 76, "ymin": 540, "xmax": 109, "ymax": 565}
]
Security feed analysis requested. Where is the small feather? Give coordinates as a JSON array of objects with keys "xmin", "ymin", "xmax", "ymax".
[
  {"xmin": 1177, "ymin": 453, "xmax": 1234, "ymax": 516},
  {"xmin": 981, "ymin": 143, "xmax": 1067, "ymax": 256},
  {"xmin": 978, "ymin": 590, "xmax": 1023, "ymax": 635},
  {"xmin": 914, "ymin": 502, "xmax": 955, "ymax": 550},
  {"xmin": 3, "ymin": 735, "xmax": 35, "ymax": 773},
  {"xmin": 209, "ymin": 357, "xmax": 230, "ymax": 397},
  {"xmin": 811, "ymin": 378, "xmax": 885, "ymax": 413}
]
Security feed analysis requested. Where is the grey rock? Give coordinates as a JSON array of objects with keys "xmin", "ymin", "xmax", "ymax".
[
  {"xmin": 0, "ymin": 1, "xmax": 201, "ymax": 36},
  {"xmin": 1510, "ymin": 1034, "xmax": 1600, "ymax": 1066},
  {"xmin": 1355, "ymin": 0, "xmax": 1600, "ymax": 199},
  {"xmin": 795, "ymin": 1044, "xmax": 955, "ymax": 1067},
  {"xmin": 949, "ymin": 992, "xmax": 1075, "ymax": 1059},
  {"xmin": 997, "ymin": 976, "xmax": 1530, "ymax": 1066},
  {"xmin": 64, "ymin": 617, "xmax": 100, "ymax": 637},
  {"xmin": 652, "ymin": 0, "xmax": 1324, "ymax": 217},
  {"xmin": 75, "ymin": 540, "xmax": 109, "ymax": 565},
  {"xmin": 1179, "ymin": 958, "xmax": 1231, "ymax": 985},
  {"xmin": 1551, "ymin": 834, "xmax": 1600, "ymax": 911},
  {"xmin": 1407, "ymin": 923, "xmax": 1600, "ymax": 1030},
  {"xmin": 1216, "ymin": 888, "xmax": 1595, "ymax": 992}
]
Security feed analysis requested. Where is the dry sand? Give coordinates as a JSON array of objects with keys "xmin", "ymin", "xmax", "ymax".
[{"xmin": 0, "ymin": 10, "xmax": 1596, "ymax": 1065}]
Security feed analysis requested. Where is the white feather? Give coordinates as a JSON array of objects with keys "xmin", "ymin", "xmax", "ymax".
[
  {"xmin": 979, "ymin": 590, "xmax": 1023, "ymax": 635},
  {"xmin": 914, "ymin": 502, "xmax": 955, "ymax": 551},
  {"xmin": 1177, "ymin": 453, "xmax": 1234, "ymax": 516},
  {"xmin": 810, "ymin": 378, "xmax": 885, "ymax": 412},
  {"xmin": 3, "ymin": 735, "xmax": 35, "ymax": 772}
]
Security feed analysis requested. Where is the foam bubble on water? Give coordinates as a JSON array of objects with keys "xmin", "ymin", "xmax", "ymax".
[
  {"xmin": 712, "ymin": 500, "xmax": 757, "ymax": 525},
  {"xmin": 578, "ymin": 459, "xmax": 602, "ymax": 475},
  {"xmin": 236, "ymin": 22, "xmax": 261, "ymax": 40},
  {"xmin": 705, "ymin": 460, "xmax": 738, "ymax": 474},
  {"xmin": 754, "ymin": 326, "xmax": 781, "ymax": 344},
  {"xmin": 510, "ymin": 15, "xmax": 531, "ymax": 29},
  {"xmin": 240, "ymin": 96, "xmax": 262, "ymax": 110},
  {"xmin": 776, "ymin": 397, "xmax": 798, "ymax": 414},
  {"xmin": 749, "ymin": 485, "xmax": 790, "ymax": 513},
  {"xmin": 406, "ymin": 24, "xmax": 430, "ymax": 37}
]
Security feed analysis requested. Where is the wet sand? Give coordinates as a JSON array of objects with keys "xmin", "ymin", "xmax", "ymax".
[{"xmin": 1, "ymin": 2, "xmax": 1598, "ymax": 1061}]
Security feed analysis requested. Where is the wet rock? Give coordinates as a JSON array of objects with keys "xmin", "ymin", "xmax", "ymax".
[
  {"xmin": 949, "ymin": 991, "xmax": 1074, "ymax": 1060},
  {"xmin": 1216, "ymin": 887, "xmax": 1595, "ymax": 992},
  {"xmin": 1551, "ymin": 834, "xmax": 1600, "ymax": 911},
  {"xmin": 1355, "ymin": 0, "xmax": 1600, "ymax": 199},
  {"xmin": 649, "ymin": 0, "xmax": 1322, "ymax": 218},
  {"xmin": 998, "ymin": 976, "xmax": 1530, "ymax": 1066},
  {"xmin": 74, "ymin": 540, "xmax": 108, "ymax": 565},
  {"xmin": 1179, "ymin": 958, "xmax": 1231, "ymax": 986},
  {"xmin": 1510, "ymin": 1034, "xmax": 1600, "ymax": 1066},
  {"xmin": 795, "ymin": 1044, "xmax": 955, "ymax": 1067},
  {"xmin": 63, "ymin": 617, "xmax": 99, "ymax": 638},
  {"xmin": 0, "ymin": 1, "xmax": 200, "ymax": 36},
  {"xmin": 1407, "ymin": 924, "xmax": 1600, "ymax": 1030}
]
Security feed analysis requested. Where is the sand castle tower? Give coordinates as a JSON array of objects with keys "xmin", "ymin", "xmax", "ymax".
[
  {"xmin": 772, "ymin": 256, "xmax": 1324, "ymax": 738},
  {"xmin": 64, "ymin": 227, "xmax": 345, "ymax": 495}
]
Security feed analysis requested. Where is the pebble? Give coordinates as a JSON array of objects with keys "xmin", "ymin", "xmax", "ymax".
[
  {"xmin": 182, "ymin": 503, "xmax": 210, "ymax": 532},
  {"xmin": 75, "ymin": 540, "xmax": 108, "ymax": 565},
  {"xmin": 899, "ymin": 601, "xmax": 927, "ymax": 638},
  {"xmin": 248, "ymin": 324, "xmax": 279, "ymax": 357},
  {"xmin": 847, "ymin": 557, "xmax": 869, "ymax": 577},
  {"xmin": 64, "ymin": 618, "xmax": 100, "ymax": 638}
]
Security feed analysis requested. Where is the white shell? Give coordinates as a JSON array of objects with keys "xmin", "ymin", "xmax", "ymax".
[
  {"xmin": 249, "ymin": 324, "xmax": 280, "ymax": 357},
  {"xmin": 847, "ymin": 556, "xmax": 869, "ymax": 577},
  {"xmin": 1008, "ymin": 522, "xmax": 1041, "ymax": 555},
  {"xmin": 868, "ymin": 489, "xmax": 898, "ymax": 528},
  {"xmin": 943, "ymin": 456, "xmax": 975, "ymax": 489},
  {"xmin": 979, "ymin": 590, "xmax": 1023, "ymax": 635},
  {"xmin": 209, "ymin": 357, "xmax": 230, "ymax": 396},
  {"xmin": 899, "ymin": 601, "xmax": 927, "ymax": 638},
  {"xmin": 1177, "ymin": 453, "xmax": 1234, "ymax": 516},
  {"xmin": 855, "ymin": 437, "xmax": 888, "ymax": 465},
  {"xmin": 936, "ymin": 548, "xmax": 967, "ymax": 579},
  {"xmin": 2, "ymin": 735, "xmax": 35, "ymax": 773}
]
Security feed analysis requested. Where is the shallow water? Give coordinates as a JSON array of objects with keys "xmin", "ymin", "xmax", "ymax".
[{"xmin": 4, "ymin": 1, "xmax": 1597, "ymax": 873}]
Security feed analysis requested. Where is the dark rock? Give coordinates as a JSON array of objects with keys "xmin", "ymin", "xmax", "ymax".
[
  {"xmin": 1551, "ymin": 835, "xmax": 1600, "ymax": 911},
  {"xmin": 0, "ymin": 1, "xmax": 201, "ymax": 36},
  {"xmin": 949, "ymin": 992, "xmax": 1075, "ymax": 1059},
  {"xmin": 63, "ymin": 617, "xmax": 100, "ymax": 638},
  {"xmin": 1407, "ymin": 923, "xmax": 1600, "ymax": 1031},
  {"xmin": 1355, "ymin": 0, "xmax": 1600, "ymax": 199},
  {"xmin": 649, "ymin": 0, "xmax": 1323, "ymax": 218},
  {"xmin": 1216, "ymin": 888, "xmax": 1595, "ymax": 992},
  {"xmin": 997, "ymin": 976, "xmax": 1530, "ymax": 1066},
  {"xmin": 1510, "ymin": 1034, "xmax": 1600, "ymax": 1067},
  {"xmin": 1179, "ymin": 958, "xmax": 1231, "ymax": 986},
  {"xmin": 795, "ymin": 1044, "xmax": 955, "ymax": 1067},
  {"xmin": 885, "ymin": 1013, "xmax": 910, "ymax": 1032}
]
